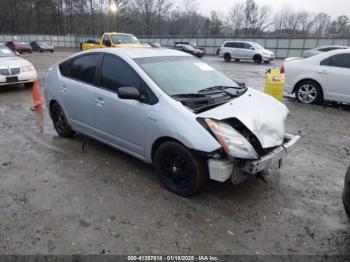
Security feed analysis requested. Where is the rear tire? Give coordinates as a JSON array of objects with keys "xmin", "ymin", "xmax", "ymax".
[
  {"xmin": 154, "ymin": 142, "xmax": 207, "ymax": 197},
  {"xmin": 51, "ymin": 103, "xmax": 75, "ymax": 138},
  {"xmin": 224, "ymin": 53, "xmax": 231, "ymax": 62},
  {"xmin": 295, "ymin": 80, "xmax": 323, "ymax": 104},
  {"xmin": 253, "ymin": 55, "xmax": 262, "ymax": 64}
]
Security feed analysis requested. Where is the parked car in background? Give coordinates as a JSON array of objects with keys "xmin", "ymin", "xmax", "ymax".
[
  {"xmin": 304, "ymin": 46, "xmax": 349, "ymax": 58},
  {"xmin": 284, "ymin": 49, "xmax": 350, "ymax": 104},
  {"xmin": 147, "ymin": 42, "xmax": 162, "ymax": 48},
  {"xmin": 6, "ymin": 41, "xmax": 32, "ymax": 54},
  {"xmin": 81, "ymin": 32, "xmax": 147, "ymax": 51},
  {"xmin": 45, "ymin": 48, "xmax": 299, "ymax": 197},
  {"xmin": 80, "ymin": 39, "xmax": 100, "ymax": 51},
  {"xmin": 218, "ymin": 41, "xmax": 275, "ymax": 64},
  {"xmin": 171, "ymin": 44, "xmax": 205, "ymax": 58},
  {"xmin": 30, "ymin": 41, "xmax": 54, "ymax": 53},
  {"xmin": 0, "ymin": 45, "xmax": 37, "ymax": 87},
  {"xmin": 175, "ymin": 42, "xmax": 206, "ymax": 53},
  {"xmin": 343, "ymin": 166, "xmax": 350, "ymax": 221}
]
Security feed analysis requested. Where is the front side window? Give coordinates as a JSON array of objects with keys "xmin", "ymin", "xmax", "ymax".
[
  {"xmin": 321, "ymin": 54, "xmax": 350, "ymax": 69},
  {"xmin": 68, "ymin": 54, "xmax": 100, "ymax": 85},
  {"xmin": 243, "ymin": 43, "xmax": 252, "ymax": 49},
  {"xmin": 100, "ymin": 55, "xmax": 141, "ymax": 92},
  {"xmin": 135, "ymin": 56, "xmax": 239, "ymax": 96}
]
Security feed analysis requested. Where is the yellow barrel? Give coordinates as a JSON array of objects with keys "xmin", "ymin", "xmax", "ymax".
[{"xmin": 264, "ymin": 68, "xmax": 285, "ymax": 101}]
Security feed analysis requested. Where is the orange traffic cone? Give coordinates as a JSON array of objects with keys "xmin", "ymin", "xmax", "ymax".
[{"xmin": 31, "ymin": 80, "xmax": 45, "ymax": 111}]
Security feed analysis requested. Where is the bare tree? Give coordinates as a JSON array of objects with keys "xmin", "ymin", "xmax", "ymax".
[
  {"xmin": 226, "ymin": 2, "xmax": 245, "ymax": 36},
  {"xmin": 312, "ymin": 13, "xmax": 331, "ymax": 37}
]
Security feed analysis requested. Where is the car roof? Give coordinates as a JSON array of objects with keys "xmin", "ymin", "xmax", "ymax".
[
  {"xmin": 316, "ymin": 45, "xmax": 348, "ymax": 49},
  {"xmin": 306, "ymin": 48, "xmax": 350, "ymax": 62},
  {"xmin": 82, "ymin": 47, "xmax": 192, "ymax": 59}
]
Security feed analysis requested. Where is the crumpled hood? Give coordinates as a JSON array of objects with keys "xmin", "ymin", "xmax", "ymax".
[
  {"xmin": 0, "ymin": 56, "xmax": 32, "ymax": 68},
  {"xmin": 198, "ymin": 88, "xmax": 289, "ymax": 148}
]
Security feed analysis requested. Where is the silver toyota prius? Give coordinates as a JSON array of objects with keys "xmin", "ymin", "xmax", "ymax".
[{"xmin": 45, "ymin": 48, "xmax": 300, "ymax": 197}]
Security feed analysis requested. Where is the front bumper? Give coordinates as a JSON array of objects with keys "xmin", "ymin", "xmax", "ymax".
[
  {"xmin": 262, "ymin": 54, "xmax": 275, "ymax": 61},
  {"xmin": 242, "ymin": 133, "xmax": 300, "ymax": 174},
  {"xmin": 208, "ymin": 133, "xmax": 300, "ymax": 183},
  {"xmin": 0, "ymin": 71, "xmax": 37, "ymax": 86}
]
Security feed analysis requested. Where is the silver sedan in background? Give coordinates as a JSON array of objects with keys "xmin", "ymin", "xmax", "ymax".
[
  {"xmin": 45, "ymin": 48, "xmax": 299, "ymax": 197},
  {"xmin": 304, "ymin": 45, "xmax": 349, "ymax": 58}
]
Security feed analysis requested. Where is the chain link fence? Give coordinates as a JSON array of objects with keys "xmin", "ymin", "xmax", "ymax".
[{"xmin": 1, "ymin": 34, "xmax": 349, "ymax": 58}]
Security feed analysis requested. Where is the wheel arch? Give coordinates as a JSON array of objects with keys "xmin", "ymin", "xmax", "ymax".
[{"xmin": 151, "ymin": 137, "xmax": 187, "ymax": 163}]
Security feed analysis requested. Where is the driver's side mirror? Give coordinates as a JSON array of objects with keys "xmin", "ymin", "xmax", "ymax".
[
  {"xmin": 250, "ymin": 47, "xmax": 255, "ymax": 50},
  {"xmin": 104, "ymin": 40, "xmax": 112, "ymax": 47},
  {"xmin": 117, "ymin": 87, "xmax": 144, "ymax": 102}
]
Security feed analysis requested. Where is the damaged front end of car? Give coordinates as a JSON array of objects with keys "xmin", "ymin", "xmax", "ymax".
[{"xmin": 197, "ymin": 116, "xmax": 300, "ymax": 185}]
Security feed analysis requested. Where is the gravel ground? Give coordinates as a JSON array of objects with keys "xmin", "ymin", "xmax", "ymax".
[{"xmin": 0, "ymin": 50, "xmax": 349, "ymax": 255}]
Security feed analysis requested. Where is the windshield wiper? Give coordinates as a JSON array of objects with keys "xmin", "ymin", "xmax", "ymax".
[
  {"xmin": 172, "ymin": 93, "xmax": 207, "ymax": 98},
  {"xmin": 198, "ymin": 85, "xmax": 243, "ymax": 94}
]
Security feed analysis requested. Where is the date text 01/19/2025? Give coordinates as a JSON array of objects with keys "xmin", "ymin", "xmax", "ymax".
[{"xmin": 127, "ymin": 256, "xmax": 220, "ymax": 261}]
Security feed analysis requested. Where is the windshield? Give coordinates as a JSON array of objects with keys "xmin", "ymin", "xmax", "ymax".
[
  {"xmin": 0, "ymin": 47, "xmax": 16, "ymax": 57},
  {"xmin": 135, "ymin": 56, "xmax": 240, "ymax": 96},
  {"xmin": 111, "ymin": 34, "xmax": 140, "ymax": 44}
]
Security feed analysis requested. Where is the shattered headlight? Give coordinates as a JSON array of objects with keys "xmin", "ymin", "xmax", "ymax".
[
  {"xmin": 205, "ymin": 119, "xmax": 258, "ymax": 160},
  {"xmin": 20, "ymin": 65, "xmax": 35, "ymax": 73}
]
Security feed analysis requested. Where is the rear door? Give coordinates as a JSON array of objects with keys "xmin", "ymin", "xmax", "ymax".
[
  {"xmin": 93, "ymin": 54, "xmax": 153, "ymax": 157},
  {"xmin": 319, "ymin": 53, "xmax": 350, "ymax": 103},
  {"xmin": 59, "ymin": 53, "xmax": 102, "ymax": 135}
]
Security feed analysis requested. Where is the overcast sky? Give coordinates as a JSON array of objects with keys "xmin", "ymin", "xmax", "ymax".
[{"xmin": 183, "ymin": 0, "xmax": 350, "ymax": 18}]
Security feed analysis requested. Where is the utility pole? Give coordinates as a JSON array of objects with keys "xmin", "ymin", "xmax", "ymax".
[{"xmin": 109, "ymin": 0, "xmax": 112, "ymax": 31}]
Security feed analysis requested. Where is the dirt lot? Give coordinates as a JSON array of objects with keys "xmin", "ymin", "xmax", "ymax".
[{"xmin": 0, "ymin": 50, "xmax": 349, "ymax": 255}]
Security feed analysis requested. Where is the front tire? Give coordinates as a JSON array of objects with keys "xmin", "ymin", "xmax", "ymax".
[
  {"xmin": 154, "ymin": 142, "xmax": 207, "ymax": 197},
  {"xmin": 253, "ymin": 55, "xmax": 262, "ymax": 64},
  {"xmin": 295, "ymin": 81, "xmax": 323, "ymax": 104},
  {"xmin": 224, "ymin": 53, "xmax": 231, "ymax": 62},
  {"xmin": 51, "ymin": 103, "xmax": 74, "ymax": 138}
]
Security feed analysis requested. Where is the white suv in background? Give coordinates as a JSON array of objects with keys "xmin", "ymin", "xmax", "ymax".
[{"xmin": 218, "ymin": 41, "xmax": 275, "ymax": 64}]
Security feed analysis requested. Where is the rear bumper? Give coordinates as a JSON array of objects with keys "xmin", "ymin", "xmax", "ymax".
[
  {"xmin": 208, "ymin": 133, "xmax": 300, "ymax": 183},
  {"xmin": 0, "ymin": 71, "xmax": 37, "ymax": 86}
]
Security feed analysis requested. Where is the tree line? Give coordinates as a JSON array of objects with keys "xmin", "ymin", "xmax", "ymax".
[{"xmin": 0, "ymin": 0, "xmax": 349, "ymax": 38}]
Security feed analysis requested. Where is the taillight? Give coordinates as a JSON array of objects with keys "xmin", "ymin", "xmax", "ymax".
[{"xmin": 280, "ymin": 63, "xmax": 285, "ymax": 74}]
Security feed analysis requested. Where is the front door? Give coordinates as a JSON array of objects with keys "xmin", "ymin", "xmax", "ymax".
[
  {"xmin": 93, "ymin": 54, "xmax": 151, "ymax": 158},
  {"xmin": 319, "ymin": 53, "xmax": 350, "ymax": 103}
]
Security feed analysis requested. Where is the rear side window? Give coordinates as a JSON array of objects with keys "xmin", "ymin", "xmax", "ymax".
[
  {"xmin": 59, "ymin": 60, "xmax": 71, "ymax": 77},
  {"xmin": 68, "ymin": 54, "xmax": 100, "ymax": 85},
  {"xmin": 100, "ymin": 55, "xmax": 141, "ymax": 92},
  {"xmin": 224, "ymin": 42, "xmax": 243, "ymax": 48},
  {"xmin": 321, "ymin": 54, "xmax": 350, "ymax": 69}
]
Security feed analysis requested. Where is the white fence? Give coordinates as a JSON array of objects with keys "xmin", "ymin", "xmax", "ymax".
[{"xmin": 1, "ymin": 34, "xmax": 349, "ymax": 58}]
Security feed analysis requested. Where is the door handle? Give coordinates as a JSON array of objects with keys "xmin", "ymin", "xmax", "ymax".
[
  {"xmin": 318, "ymin": 69, "xmax": 328, "ymax": 74},
  {"xmin": 96, "ymin": 97, "xmax": 105, "ymax": 106}
]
